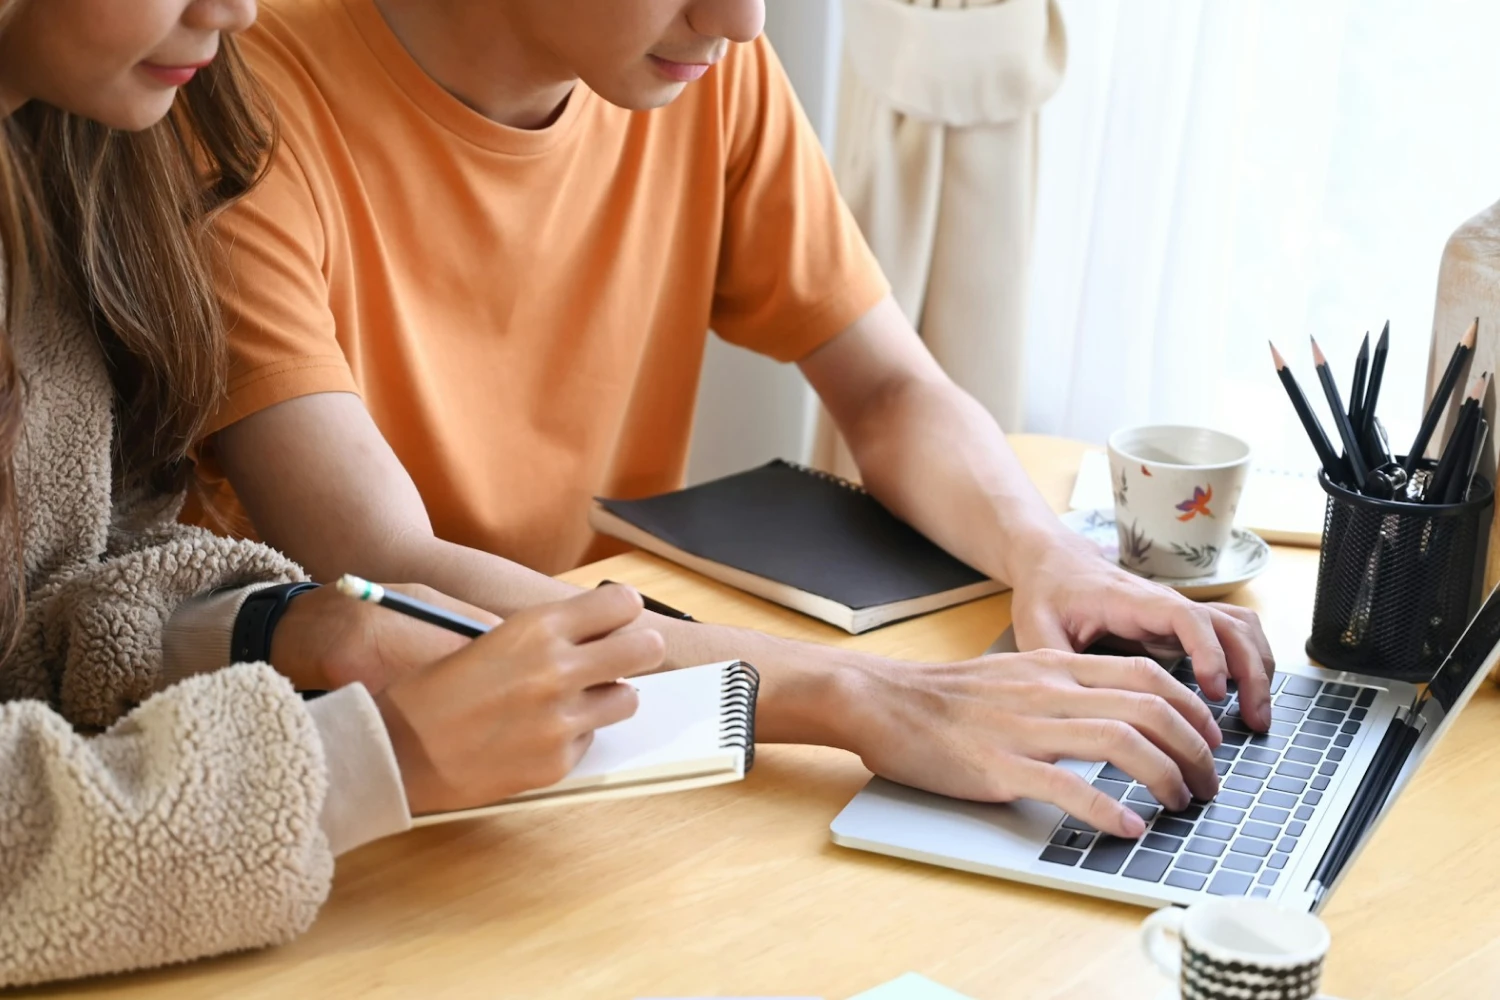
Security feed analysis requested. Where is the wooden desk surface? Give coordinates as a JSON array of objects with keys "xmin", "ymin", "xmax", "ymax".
[{"xmin": 41, "ymin": 436, "xmax": 1500, "ymax": 999}]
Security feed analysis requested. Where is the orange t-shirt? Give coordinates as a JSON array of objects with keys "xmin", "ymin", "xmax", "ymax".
[{"xmin": 198, "ymin": 0, "xmax": 889, "ymax": 574}]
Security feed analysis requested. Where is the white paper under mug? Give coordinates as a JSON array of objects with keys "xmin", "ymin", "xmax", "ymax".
[
  {"xmin": 1108, "ymin": 425, "xmax": 1251, "ymax": 579},
  {"xmin": 1140, "ymin": 898, "xmax": 1329, "ymax": 1000}
]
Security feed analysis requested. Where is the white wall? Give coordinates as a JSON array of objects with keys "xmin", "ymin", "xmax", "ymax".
[{"xmin": 685, "ymin": 0, "xmax": 843, "ymax": 484}]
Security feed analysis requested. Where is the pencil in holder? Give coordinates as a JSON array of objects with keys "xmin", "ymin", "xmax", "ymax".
[{"xmin": 1307, "ymin": 459, "xmax": 1494, "ymax": 682}]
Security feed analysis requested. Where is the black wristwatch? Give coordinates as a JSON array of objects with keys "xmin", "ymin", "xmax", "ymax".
[{"xmin": 231, "ymin": 582, "xmax": 321, "ymax": 664}]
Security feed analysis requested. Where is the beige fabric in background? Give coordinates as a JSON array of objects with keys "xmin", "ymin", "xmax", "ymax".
[{"xmin": 813, "ymin": 0, "xmax": 1067, "ymax": 478}]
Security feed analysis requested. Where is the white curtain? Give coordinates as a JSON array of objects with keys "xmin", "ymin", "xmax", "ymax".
[
  {"xmin": 814, "ymin": 0, "xmax": 1067, "ymax": 478},
  {"xmin": 1027, "ymin": 0, "xmax": 1500, "ymax": 475}
]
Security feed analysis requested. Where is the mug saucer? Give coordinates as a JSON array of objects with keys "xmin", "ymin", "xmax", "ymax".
[
  {"xmin": 1061, "ymin": 508, "xmax": 1272, "ymax": 601},
  {"xmin": 1154, "ymin": 991, "xmax": 1339, "ymax": 1000}
]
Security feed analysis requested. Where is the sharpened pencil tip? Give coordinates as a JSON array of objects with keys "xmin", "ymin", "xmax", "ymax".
[
  {"xmin": 1463, "ymin": 318, "xmax": 1479, "ymax": 349},
  {"xmin": 1377, "ymin": 321, "xmax": 1390, "ymax": 348},
  {"xmin": 1269, "ymin": 341, "xmax": 1286, "ymax": 369},
  {"xmin": 1310, "ymin": 337, "xmax": 1327, "ymax": 367}
]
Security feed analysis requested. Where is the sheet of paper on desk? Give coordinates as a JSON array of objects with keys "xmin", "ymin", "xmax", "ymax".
[
  {"xmin": 846, "ymin": 973, "xmax": 975, "ymax": 1000},
  {"xmin": 1070, "ymin": 449, "xmax": 1325, "ymax": 547}
]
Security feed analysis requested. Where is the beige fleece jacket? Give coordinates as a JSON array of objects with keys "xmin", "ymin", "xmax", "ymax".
[{"xmin": 0, "ymin": 263, "xmax": 410, "ymax": 987}]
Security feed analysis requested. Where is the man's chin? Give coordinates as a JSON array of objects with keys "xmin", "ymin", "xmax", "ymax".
[{"xmin": 593, "ymin": 78, "xmax": 690, "ymax": 113}]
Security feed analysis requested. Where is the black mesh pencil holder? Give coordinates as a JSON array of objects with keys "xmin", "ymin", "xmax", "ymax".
[{"xmin": 1307, "ymin": 460, "xmax": 1493, "ymax": 681}]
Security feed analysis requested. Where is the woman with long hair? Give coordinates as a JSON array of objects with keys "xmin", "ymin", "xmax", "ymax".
[{"xmin": 0, "ymin": 1, "xmax": 661, "ymax": 985}]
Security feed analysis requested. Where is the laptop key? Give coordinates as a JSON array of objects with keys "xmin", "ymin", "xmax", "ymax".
[
  {"xmin": 1319, "ymin": 761, "xmax": 1338, "ymax": 776},
  {"xmin": 1302, "ymin": 721, "xmax": 1338, "ymax": 737},
  {"xmin": 1186, "ymin": 837, "xmax": 1227, "ymax": 858},
  {"xmin": 1123, "ymin": 849, "xmax": 1173, "ymax": 883},
  {"xmin": 1288, "ymin": 821, "xmax": 1306, "ymax": 837},
  {"xmin": 1175, "ymin": 854, "xmax": 1215, "ymax": 874},
  {"xmin": 1154, "ymin": 817, "xmax": 1194, "ymax": 839},
  {"xmin": 1098, "ymin": 764, "xmax": 1134, "ymax": 782},
  {"xmin": 1143, "ymin": 833, "xmax": 1183, "ymax": 854},
  {"xmin": 1258, "ymin": 870, "xmax": 1280, "ymax": 886},
  {"xmin": 1092, "ymin": 778, "xmax": 1129, "ymax": 800},
  {"xmin": 1251, "ymin": 887, "xmax": 1272, "ymax": 898},
  {"xmin": 1040, "ymin": 845, "xmax": 1084, "ymax": 866},
  {"xmin": 1232, "ymin": 761, "xmax": 1272, "ymax": 780},
  {"xmin": 1328, "ymin": 748, "xmax": 1346, "ymax": 762},
  {"xmin": 1334, "ymin": 733, "xmax": 1354, "ymax": 748},
  {"xmin": 1269, "ymin": 674, "xmax": 1286, "ymax": 694},
  {"xmin": 1341, "ymin": 720, "xmax": 1362, "ymax": 735},
  {"xmin": 1127, "ymin": 786, "xmax": 1160, "ymax": 806},
  {"xmin": 1304, "ymin": 791, "xmax": 1324, "ymax": 806},
  {"xmin": 1260, "ymin": 790, "xmax": 1297, "ymax": 809},
  {"xmin": 1271, "ymin": 706, "xmax": 1306, "ymax": 724},
  {"xmin": 1197, "ymin": 821, "xmax": 1236, "ymax": 841},
  {"xmin": 1326, "ymin": 683, "xmax": 1359, "ymax": 698},
  {"xmin": 1277, "ymin": 836, "xmax": 1297, "ymax": 853},
  {"xmin": 1205, "ymin": 805, "xmax": 1245, "ymax": 825},
  {"xmin": 1125, "ymin": 801, "xmax": 1160, "ymax": 822},
  {"xmin": 1355, "ymin": 687, "xmax": 1377, "ymax": 708},
  {"xmin": 1293, "ymin": 733, "xmax": 1330, "ymax": 750},
  {"xmin": 1251, "ymin": 806, "xmax": 1290, "ymax": 825},
  {"xmin": 1349, "ymin": 707, "xmax": 1368, "ymax": 722},
  {"xmin": 1231, "ymin": 836, "xmax": 1273, "ymax": 858},
  {"xmin": 1214, "ymin": 759, "xmax": 1232, "ymax": 776},
  {"xmin": 1274, "ymin": 694, "xmax": 1312, "ymax": 711},
  {"xmin": 1268, "ymin": 852, "xmax": 1289, "ymax": 870},
  {"xmin": 1175, "ymin": 803, "xmax": 1205, "ymax": 821},
  {"xmin": 1242, "ymin": 821, "xmax": 1281, "ymax": 841},
  {"xmin": 1221, "ymin": 729, "xmax": 1249, "ymax": 746},
  {"xmin": 1276, "ymin": 762, "xmax": 1314, "ymax": 780},
  {"xmin": 1062, "ymin": 816, "xmax": 1098, "ymax": 833},
  {"xmin": 1308, "ymin": 708, "xmax": 1344, "ymax": 724},
  {"xmin": 1316, "ymin": 695, "xmax": 1353, "ymax": 712},
  {"xmin": 1240, "ymin": 746, "xmax": 1278, "ymax": 765},
  {"xmin": 1269, "ymin": 721, "xmax": 1297, "ymax": 737},
  {"xmin": 1212, "ymin": 744, "xmax": 1239, "ymax": 761},
  {"xmin": 1294, "ymin": 805, "xmax": 1314, "ymax": 820},
  {"xmin": 1080, "ymin": 836, "xmax": 1135, "ymax": 874},
  {"xmin": 1166, "ymin": 870, "xmax": 1207, "ymax": 891},
  {"xmin": 1221, "ymin": 852, "xmax": 1261, "ymax": 873},
  {"xmin": 1247, "ymin": 733, "xmax": 1289, "ymax": 751},
  {"xmin": 1215, "ymin": 791, "xmax": 1254, "ymax": 809},
  {"xmin": 1208, "ymin": 871, "xmax": 1253, "ymax": 896},
  {"xmin": 1285, "ymin": 747, "xmax": 1320, "ymax": 765},
  {"xmin": 1225, "ymin": 776, "xmax": 1263, "ymax": 794},
  {"xmin": 1280, "ymin": 676, "xmax": 1321, "ymax": 697},
  {"xmin": 1269, "ymin": 776, "xmax": 1307, "ymax": 794},
  {"xmin": 1311, "ymin": 776, "xmax": 1330, "ymax": 791}
]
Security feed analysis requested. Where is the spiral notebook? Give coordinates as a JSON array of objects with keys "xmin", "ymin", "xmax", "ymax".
[
  {"xmin": 590, "ymin": 460, "xmax": 1002, "ymax": 633},
  {"xmin": 411, "ymin": 661, "xmax": 758, "ymax": 826}
]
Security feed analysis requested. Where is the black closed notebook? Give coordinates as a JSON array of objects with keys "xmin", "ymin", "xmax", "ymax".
[{"xmin": 589, "ymin": 460, "xmax": 1002, "ymax": 633}]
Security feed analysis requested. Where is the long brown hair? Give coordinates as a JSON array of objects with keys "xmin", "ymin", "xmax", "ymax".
[{"xmin": 0, "ymin": 11, "xmax": 272, "ymax": 655}]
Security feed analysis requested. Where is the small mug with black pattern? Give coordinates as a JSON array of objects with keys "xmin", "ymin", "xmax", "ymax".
[{"xmin": 1141, "ymin": 898, "xmax": 1329, "ymax": 1000}]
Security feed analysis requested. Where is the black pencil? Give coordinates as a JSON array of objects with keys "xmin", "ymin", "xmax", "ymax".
[
  {"xmin": 1348, "ymin": 332, "xmax": 1370, "ymax": 440},
  {"xmin": 336, "ymin": 574, "xmax": 492, "ymax": 637},
  {"xmin": 1271, "ymin": 342, "xmax": 1344, "ymax": 482},
  {"xmin": 1429, "ymin": 374, "xmax": 1485, "ymax": 504},
  {"xmin": 1311, "ymin": 337, "xmax": 1370, "ymax": 490},
  {"xmin": 1362, "ymin": 321, "xmax": 1390, "ymax": 455},
  {"xmin": 1404, "ymin": 317, "xmax": 1477, "ymax": 474},
  {"xmin": 1463, "ymin": 418, "xmax": 1490, "ymax": 502}
]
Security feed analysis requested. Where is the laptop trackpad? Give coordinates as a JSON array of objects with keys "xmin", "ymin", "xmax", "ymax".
[{"xmin": 831, "ymin": 768, "xmax": 1090, "ymax": 863}]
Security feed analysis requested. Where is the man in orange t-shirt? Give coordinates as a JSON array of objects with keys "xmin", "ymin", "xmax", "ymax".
[{"xmin": 202, "ymin": 0, "xmax": 1275, "ymax": 835}]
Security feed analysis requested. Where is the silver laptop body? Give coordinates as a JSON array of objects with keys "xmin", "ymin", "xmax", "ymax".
[{"xmin": 831, "ymin": 586, "xmax": 1500, "ymax": 912}]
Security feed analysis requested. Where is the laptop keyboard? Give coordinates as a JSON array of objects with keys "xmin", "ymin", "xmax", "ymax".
[{"xmin": 1037, "ymin": 667, "xmax": 1378, "ymax": 898}]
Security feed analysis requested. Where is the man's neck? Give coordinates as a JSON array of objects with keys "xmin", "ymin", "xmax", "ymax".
[{"xmin": 373, "ymin": 0, "xmax": 576, "ymax": 129}]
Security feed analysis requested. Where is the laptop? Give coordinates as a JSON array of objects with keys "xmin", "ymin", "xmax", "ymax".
[{"xmin": 831, "ymin": 584, "xmax": 1500, "ymax": 912}]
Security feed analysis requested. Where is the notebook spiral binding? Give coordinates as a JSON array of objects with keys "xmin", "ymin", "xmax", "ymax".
[
  {"xmin": 776, "ymin": 459, "xmax": 869, "ymax": 495},
  {"xmin": 719, "ymin": 660, "xmax": 760, "ymax": 772}
]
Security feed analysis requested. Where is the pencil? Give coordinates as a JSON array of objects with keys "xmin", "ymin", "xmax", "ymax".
[
  {"xmin": 1311, "ymin": 337, "xmax": 1370, "ymax": 490},
  {"xmin": 1271, "ymin": 341, "xmax": 1344, "ymax": 482},
  {"xmin": 1404, "ymin": 317, "xmax": 1477, "ymax": 474},
  {"xmin": 1428, "ymin": 374, "xmax": 1486, "ymax": 504},
  {"xmin": 1362, "ymin": 320, "xmax": 1390, "ymax": 454},
  {"xmin": 1463, "ymin": 418, "xmax": 1490, "ymax": 502},
  {"xmin": 1348, "ymin": 332, "xmax": 1370, "ymax": 440},
  {"xmin": 336, "ymin": 574, "xmax": 492, "ymax": 638}
]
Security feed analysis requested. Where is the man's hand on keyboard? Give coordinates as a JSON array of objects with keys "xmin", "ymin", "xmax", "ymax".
[{"xmin": 844, "ymin": 649, "xmax": 1222, "ymax": 839}]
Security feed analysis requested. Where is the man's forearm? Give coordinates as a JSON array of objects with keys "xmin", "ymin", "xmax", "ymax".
[
  {"xmin": 840, "ymin": 375, "xmax": 1073, "ymax": 587},
  {"xmin": 366, "ymin": 533, "xmax": 887, "ymax": 754}
]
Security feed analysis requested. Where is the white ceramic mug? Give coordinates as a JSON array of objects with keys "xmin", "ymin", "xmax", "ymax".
[
  {"xmin": 1141, "ymin": 899, "xmax": 1329, "ymax": 1000},
  {"xmin": 1107, "ymin": 425, "xmax": 1251, "ymax": 579}
]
